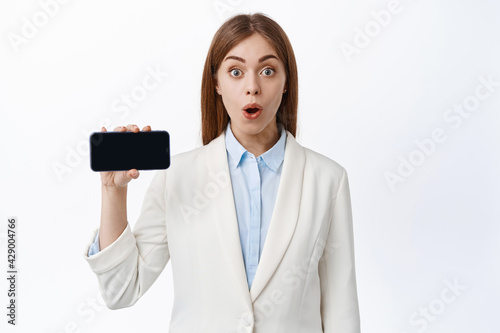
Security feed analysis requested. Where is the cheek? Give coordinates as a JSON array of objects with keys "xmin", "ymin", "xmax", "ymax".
[
  {"xmin": 220, "ymin": 77, "xmax": 239, "ymax": 94},
  {"xmin": 267, "ymin": 75, "xmax": 286, "ymax": 94},
  {"xmin": 267, "ymin": 83, "xmax": 285, "ymax": 103},
  {"xmin": 220, "ymin": 86, "xmax": 240, "ymax": 113}
]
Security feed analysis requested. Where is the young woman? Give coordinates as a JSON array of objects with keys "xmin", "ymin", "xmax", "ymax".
[{"xmin": 84, "ymin": 13, "xmax": 360, "ymax": 333}]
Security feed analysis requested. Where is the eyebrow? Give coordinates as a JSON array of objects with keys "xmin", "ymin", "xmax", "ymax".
[{"xmin": 223, "ymin": 54, "xmax": 279, "ymax": 63}]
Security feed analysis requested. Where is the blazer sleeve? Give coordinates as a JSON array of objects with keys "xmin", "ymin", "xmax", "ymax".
[
  {"xmin": 318, "ymin": 168, "xmax": 361, "ymax": 332},
  {"xmin": 83, "ymin": 169, "xmax": 170, "ymax": 310}
]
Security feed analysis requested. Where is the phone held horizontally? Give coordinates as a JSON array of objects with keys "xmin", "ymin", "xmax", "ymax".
[{"xmin": 89, "ymin": 130, "xmax": 170, "ymax": 172}]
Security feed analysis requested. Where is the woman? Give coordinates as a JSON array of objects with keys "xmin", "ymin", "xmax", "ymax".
[{"xmin": 84, "ymin": 12, "xmax": 360, "ymax": 333}]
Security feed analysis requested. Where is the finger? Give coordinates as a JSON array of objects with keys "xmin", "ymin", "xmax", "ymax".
[
  {"xmin": 101, "ymin": 127, "xmax": 107, "ymax": 132},
  {"xmin": 128, "ymin": 169, "xmax": 139, "ymax": 179},
  {"xmin": 142, "ymin": 125, "xmax": 151, "ymax": 131},
  {"xmin": 113, "ymin": 126, "xmax": 126, "ymax": 132},
  {"xmin": 126, "ymin": 124, "xmax": 140, "ymax": 132}
]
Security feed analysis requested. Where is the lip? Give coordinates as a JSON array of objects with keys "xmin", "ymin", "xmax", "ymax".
[
  {"xmin": 242, "ymin": 103, "xmax": 263, "ymax": 112},
  {"xmin": 241, "ymin": 103, "xmax": 263, "ymax": 120}
]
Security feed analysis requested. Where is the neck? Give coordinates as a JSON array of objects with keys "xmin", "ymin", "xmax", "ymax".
[{"xmin": 231, "ymin": 122, "xmax": 281, "ymax": 158}]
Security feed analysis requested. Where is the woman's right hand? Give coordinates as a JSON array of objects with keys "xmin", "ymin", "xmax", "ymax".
[{"xmin": 99, "ymin": 124, "xmax": 152, "ymax": 190}]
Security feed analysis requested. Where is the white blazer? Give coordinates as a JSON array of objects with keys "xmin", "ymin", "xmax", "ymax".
[{"xmin": 84, "ymin": 129, "xmax": 361, "ymax": 333}]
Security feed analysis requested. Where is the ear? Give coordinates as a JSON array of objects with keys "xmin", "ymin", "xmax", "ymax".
[{"xmin": 214, "ymin": 78, "xmax": 221, "ymax": 95}]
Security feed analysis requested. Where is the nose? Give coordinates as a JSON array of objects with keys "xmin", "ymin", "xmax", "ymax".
[{"xmin": 245, "ymin": 74, "xmax": 260, "ymax": 95}]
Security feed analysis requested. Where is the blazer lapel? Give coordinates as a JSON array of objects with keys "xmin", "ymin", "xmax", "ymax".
[
  {"xmin": 249, "ymin": 131, "xmax": 305, "ymax": 302},
  {"xmin": 206, "ymin": 129, "xmax": 305, "ymax": 304},
  {"xmin": 206, "ymin": 131, "xmax": 253, "ymax": 308}
]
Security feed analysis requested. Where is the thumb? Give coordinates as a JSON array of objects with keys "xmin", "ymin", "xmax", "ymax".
[{"xmin": 129, "ymin": 169, "xmax": 139, "ymax": 179}]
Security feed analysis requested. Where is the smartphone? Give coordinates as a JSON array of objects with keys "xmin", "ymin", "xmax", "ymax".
[{"xmin": 89, "ymin": 130, "xmax": 170, "ymax": 172}]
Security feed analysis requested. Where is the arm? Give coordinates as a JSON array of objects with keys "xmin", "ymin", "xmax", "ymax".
[
  {"xmin": 83, "ymin": 169, "xmax": 170, "ymax": 310},
  {"xmin": 318, "ymin": 168, "xmax": 361, "ymax": 332}
]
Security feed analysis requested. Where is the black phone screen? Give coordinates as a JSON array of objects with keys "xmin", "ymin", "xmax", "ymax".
[{"xmin": 89, "ymin": 130, "xmax": 170, "ymax": 172}]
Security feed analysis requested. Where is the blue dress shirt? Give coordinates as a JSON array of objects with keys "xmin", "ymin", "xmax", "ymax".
[
  {"xmin": 224, "ymin": 121, "xmax": 286, "ymax": 289},
  {"xmin": 88, "ymin": 120, "xmax": 287, "ymax": 290}
]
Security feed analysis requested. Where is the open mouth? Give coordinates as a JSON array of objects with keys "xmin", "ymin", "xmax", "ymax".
[
  {"xmin": 242, "ymin": 103, "xmax": 263, "ymax": 119},
  {"xmin": 245, "ymin": 108, "xmax": 260, "ymax": 114}
]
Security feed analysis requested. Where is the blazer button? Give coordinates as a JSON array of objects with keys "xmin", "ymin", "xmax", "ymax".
[{"xmin": 241, "ymin": 312, "xmax": 254, "ymax": 326}]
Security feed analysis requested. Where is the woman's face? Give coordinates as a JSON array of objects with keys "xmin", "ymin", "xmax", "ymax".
[{"xmin": 215, "ymin": 33, "xmax": 287, "ymax": 138}]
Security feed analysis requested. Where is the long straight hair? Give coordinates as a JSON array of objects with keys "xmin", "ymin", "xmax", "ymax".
[{"xmin": 200, "ymin": 13, "xmax": 298, "ymax": 145}]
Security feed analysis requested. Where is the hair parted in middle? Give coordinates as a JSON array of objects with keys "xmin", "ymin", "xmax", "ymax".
[{"xmin": 200, "ymin": 12, "xmax": 298, "ymax": 145}]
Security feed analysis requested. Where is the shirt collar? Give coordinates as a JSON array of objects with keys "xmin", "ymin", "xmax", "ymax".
[{"xmin": 225, "ymin": 120, "xmax": 286, "ymax": 172}]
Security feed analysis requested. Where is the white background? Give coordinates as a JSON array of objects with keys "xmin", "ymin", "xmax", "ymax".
[{"xmin": 1, "ymin": 0, "xmax": 499, "ymax": 332}]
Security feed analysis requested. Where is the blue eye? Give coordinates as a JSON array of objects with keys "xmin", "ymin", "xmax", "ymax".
[
  {"xmin": 262, "ymin": 68, "xmax": 274, "ymax": 76},
  {"xmin": 230, "ymin": 69, "xmax": 242, "ymax": 77}
]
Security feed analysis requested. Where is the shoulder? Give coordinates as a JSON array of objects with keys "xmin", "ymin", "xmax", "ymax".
[
  {"xmin": 293, "ymin": 136, "xmax": 347, "ymax": 181},
  {"xmin": 304, "ymin": 147, "xmax": 348, "ymax": 194},
  {"xmin": 171, "ymin": 144, "xmax": 206, "ymax": 164},
  {"xmin": 165, "ymin": 132, "xmax": 224, "ymax": 177},
  {"xmin": 303, "ymin": 146, "xmax": 345, "ymax": 173},
  {"xmin": 288, "ymin": 134, "xmax": 349, "ymax": 199},
  {"xmin": 289, "ymin": 136, "xmax": 350, "ymax": 200},
  {"xmin": 167, "ymin": 144, "xmax": 208, "ymax": 177}
]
